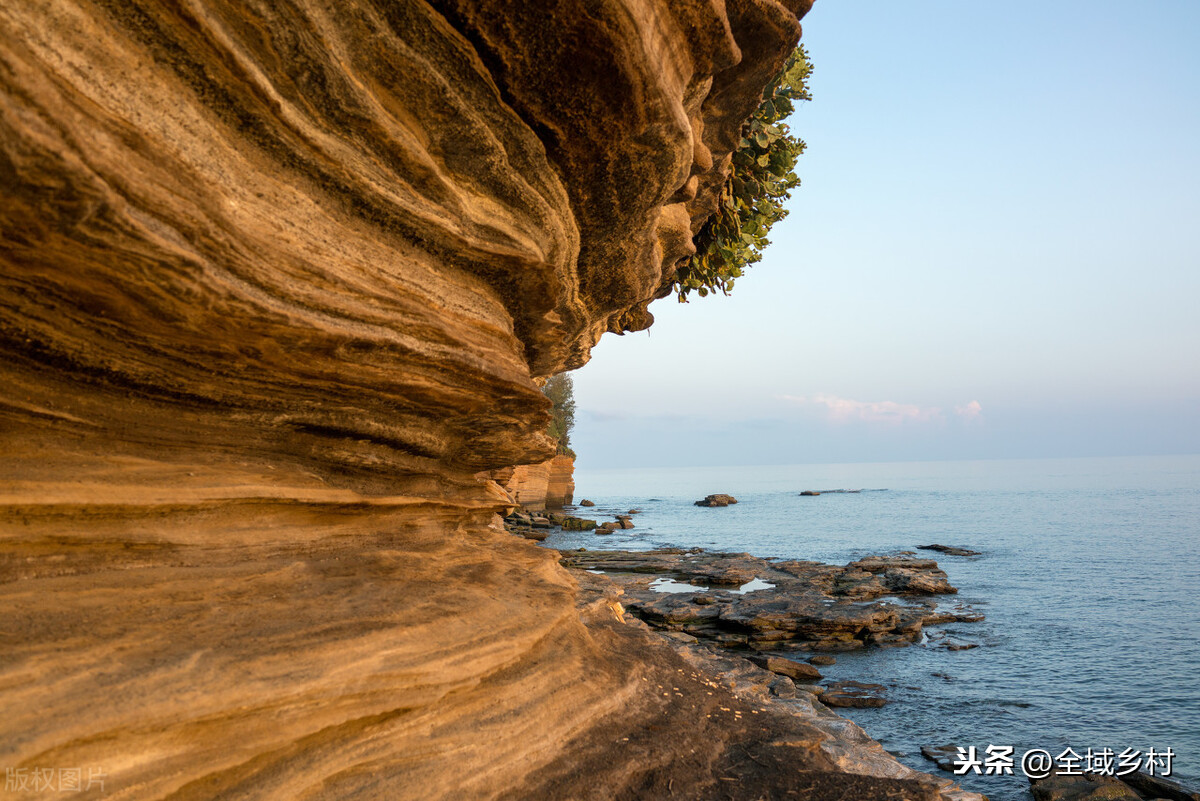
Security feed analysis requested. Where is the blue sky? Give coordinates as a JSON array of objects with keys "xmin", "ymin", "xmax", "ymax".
[{"xmin": 569, "ymin": 1, "xmax": 1200, "ymax": 469}]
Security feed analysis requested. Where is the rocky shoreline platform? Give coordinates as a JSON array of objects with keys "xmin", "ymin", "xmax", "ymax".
[
  {"xmin": 560, "ymin": 548, "xmax": 985, "ymax": 654},
  {"xmin": 549, "ymin": 545, "xmax": 988, "ymax": 801}
]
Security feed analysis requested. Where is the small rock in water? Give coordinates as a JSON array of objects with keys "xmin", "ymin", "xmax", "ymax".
[
  {"xmin": 799, "ymin": 490, "xmax": 820, "ymax": 496},
  {"xmin": 578, "ymin": 499, "xmax": 595, "ymax": 507},
  {"xmin": 918, "ymin": 544, "xmax": 981, "ymax": 556},
  {"xmin": 562, "ymin": 517, "xmax": 597, "ymax": 531},
  {"xmin": 808, "ymin": 655, "xmax": 837, "ymax": 666},
  {"xmin": 694, "ymin": 493, "xmax": 737, "ymax": 507},
  {"xmin": 944, "ymin": 639, "xmax": 979, "ymax": 651}
]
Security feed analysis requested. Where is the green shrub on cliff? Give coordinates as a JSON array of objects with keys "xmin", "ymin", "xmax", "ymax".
[
  {"xmin": 543, "ymin": 373, "xmax": 576, "ymax": 458},
  {"xmin": 674, "ymin": 46, "xmax": 812, "ymax": 301}
]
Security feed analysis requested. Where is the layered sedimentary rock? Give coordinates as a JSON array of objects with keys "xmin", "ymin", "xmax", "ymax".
[
  {"xmin": 0, "ymin": 1, "xmax": 965, "ymax": 798},
  {"xmin": 495, "ymin": 454, "xmax": 576, "ymax": 509}
]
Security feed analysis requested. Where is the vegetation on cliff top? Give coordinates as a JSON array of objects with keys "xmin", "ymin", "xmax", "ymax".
[
  {"xmin": 543, "ymin": 374, "xmax": 576, "ymax": 458},
  {"xmin": 674, "ymin": 46, "xmax": 812, "ymax": 301}
]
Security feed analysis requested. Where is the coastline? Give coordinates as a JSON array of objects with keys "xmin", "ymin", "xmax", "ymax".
[
  {"xmin": 529, "ymin": 458, "xmax": 1200, "ymax": 801},
  {"xmin": 504, "ymin": 505, "xmax": 987, "ymax": 799}
]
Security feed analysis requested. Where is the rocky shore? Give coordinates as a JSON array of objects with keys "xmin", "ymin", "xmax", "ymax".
[{"xmin": 551, "ymin": 545, "xmax": 987, "ymax": 801}]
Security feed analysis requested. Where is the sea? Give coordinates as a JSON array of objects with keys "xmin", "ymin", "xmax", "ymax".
[{"xmin": 540, "ymin": 454, "xmax": 1200, "ymax": 801}]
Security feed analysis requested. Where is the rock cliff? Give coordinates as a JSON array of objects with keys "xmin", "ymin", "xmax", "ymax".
[
  {"xmin": 0, "ymin": 1, "xmax": 962, "ymax": 798},
  {"xmin": 493, "ymin": 454, "xmax": 576, "ymax": 510}
]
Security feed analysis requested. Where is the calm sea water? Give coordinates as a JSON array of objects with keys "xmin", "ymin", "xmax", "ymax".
[{"xmin": 542, "ymin": 455, "xmax": 1200, "ymax": 801}]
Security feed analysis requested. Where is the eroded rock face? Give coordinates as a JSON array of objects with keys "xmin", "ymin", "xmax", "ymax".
[{"xmin": 0, "ymin": 1, "xmax": 976, "ymax": 798}]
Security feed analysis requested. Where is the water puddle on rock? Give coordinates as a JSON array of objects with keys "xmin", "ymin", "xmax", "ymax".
[
  {"xmin": 649, "ymin": 576, "xmax": 777, "ymax": 594},
  {"xmin": 730, "ymin": 577, "xmax": 776, "ymax": 594},
  {"xmin": 649, "ymin": 577, "xmax": 708, "ymax": 593}
]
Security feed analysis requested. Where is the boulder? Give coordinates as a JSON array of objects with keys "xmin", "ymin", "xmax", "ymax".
[
  {"xmin": 1121, "ymin": 770, "xmax": 1200, "ymax": 801},
  {"xmin": 747, "ymin": 654, "xmax": 822, "ymax": 682},
  {"xmin": 694, "ymin": 494, "xmax": 738, "ymax": 507},
  {"xmin": 562, "ymin": 517, "xmax": 598, "ymax": 531},
  {"xmin": 578, "ymin": 499, "xmax": 596, "ymax": 507}
]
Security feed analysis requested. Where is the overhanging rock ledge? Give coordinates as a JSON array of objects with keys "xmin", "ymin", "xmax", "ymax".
[{"xmin": 1, "ymin": 1, "xmax": 972, "ymax": 798}]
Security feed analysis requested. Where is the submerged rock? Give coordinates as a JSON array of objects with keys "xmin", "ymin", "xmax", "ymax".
[
  {"xmin": 920, "ymin": 744, "xmax": 962, "ymax": 772},
  {"xmin": 821, "ymin": 681, "xmax": 889, "ymax": 708},
  {"xmin": 919, "ymin": 544, "xmax": 982, "ymax": 557}
]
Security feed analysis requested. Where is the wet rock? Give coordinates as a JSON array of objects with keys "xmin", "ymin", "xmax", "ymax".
[
  {"xmin": 596, "ymin": 522, "xmax": 619, "ymax": 535},
  {"xmin": 626, "ymin": 508, "xmax": 642, "ymax": 514},
  {"xmin": 1121, "ymin": 770, "xmax": 1200, "ymax": 801},
  {"xmin": 821, "ymin": 681, "xmax": 889, "ymax": 708},
  {"xmin": 615, "ymin": 515, "xmax": 635, "ymax": 529},
  {"xmin": 517, "ymin": 529, "xmax": 550, "ymax": 542},
  {"xmin": 808, "ymin": 655, "xmax": 837, "ymax": 666},
  {"xmin": 562, "ymin": 517, "xmax": 597, "ymax": 531},
  {"xmin": 799, "ymin": 490, "xmax": 821, "ymax": 496},
  {"xmin": 578, "ymin": 499, "xmax": 596, "ymax": 507},
  {"xmin": 918, "ymin": 544, "xmax": 982, "ymax": 557},
  {"xmin": 695, "ymin": 493, "xmax": 738, "ymax": 507}
]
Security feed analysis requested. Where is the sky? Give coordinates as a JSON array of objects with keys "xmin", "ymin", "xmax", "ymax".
[{"xmin": 569, "ymin": 0, "xmax": 1200, "ymax": 469}]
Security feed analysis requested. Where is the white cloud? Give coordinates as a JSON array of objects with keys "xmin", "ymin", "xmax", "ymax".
[
  {"xmin": 955, "ymin": 400, "xmax": 984, "ymax": 421},
  {"xmin": 780, "ymin": 393, "xmax": 943, "ymax": 424}
]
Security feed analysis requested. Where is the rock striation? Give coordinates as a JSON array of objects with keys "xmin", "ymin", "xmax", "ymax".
[{"xmin": 0, "ymin": 0, "xmax": 973, "ymax": 798}]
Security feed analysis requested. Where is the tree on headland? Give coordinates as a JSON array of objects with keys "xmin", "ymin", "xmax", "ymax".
[
  {"xmin": 542, "ymin": 373, "xmax": 576, "ymax": 458},
  {"xmin": 674, "ymin": 46, "xmax": 812, "ymax": 301}
]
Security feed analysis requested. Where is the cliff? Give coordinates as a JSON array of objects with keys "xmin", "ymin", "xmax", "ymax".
[
  {"xmin": 493, "ymin": 455, "xmax": 576, "ymax": 510},
  {"xmin": 0, "ymin": 1, "xmax": 961, "ymax": 798}
]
